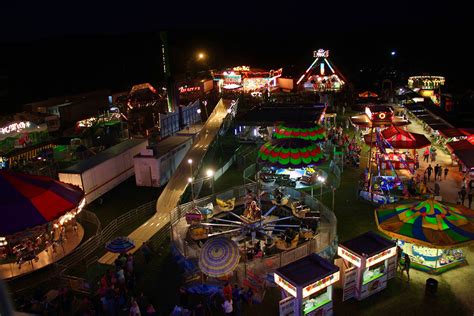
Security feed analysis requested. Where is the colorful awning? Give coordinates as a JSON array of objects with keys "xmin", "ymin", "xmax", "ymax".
[
  {"xmin": 258, "ymin": 138, "xmax": 325, "ymax": 168},
  {"xmin": 199, "ymin": 237, "xmax": 241, "ymax": 277},
  {"xmin": 274, "ymin": 123, "xmax": 325, "ymax": 142},
  {"xmin": 375, "ymin": 199, "xmax": 474, "ymax": 248},
  {"xmin": 0, "ymin": 170, "xmax": 84, "ymax": 236},
  {"xmin": 364, "ymin": 126, "xmax": 431, "ymax": 149}
]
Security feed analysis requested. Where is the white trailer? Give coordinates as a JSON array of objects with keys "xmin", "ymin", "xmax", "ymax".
[
  {"xmin": 58, "ymin": 139, "xmax": 147, "ymax": 204},
  {"xmin": 134, "ymin": 135, "xmax": 192, "ymax": 187}
]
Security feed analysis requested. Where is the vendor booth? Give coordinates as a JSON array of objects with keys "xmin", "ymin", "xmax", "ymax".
[
  {"xmin": 337, "ymin": 231, "xmax": 397, "ymax": 301},
  {"xmin": 375, "ymin": 198, "xmax": 474, "ymax": 274},
  {"xmin": 275, "ymin": 253, "xmax": 340, "ymax": 316}
]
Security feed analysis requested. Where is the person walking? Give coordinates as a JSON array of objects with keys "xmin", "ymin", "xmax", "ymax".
[
  {"xmin": 444, "ymin": 167, "xmax": 449, "ymax": 180},
  {"xmin": 468, "ymin": 188, "xmax": 473, "ymax": 209},
  {"xmin": 423, "ymin": 148, "xmax": 430, "ymax": 162},
  {"xmin": 461, "ymin": 186, "xmax": 467, "ymax": 206},
  {"xmin": 426, "ymin": 165, "xmax": 433, "ymax": 181},
  {"xmin": 400, "ymin": 253, "xmax": 411, "ymax": 282},
  {"xmin": 434, "ymin": 164, "xmax": 440, "ymax": 181}
]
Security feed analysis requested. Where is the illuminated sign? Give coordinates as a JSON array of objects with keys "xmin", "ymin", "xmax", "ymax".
[
  {"xmin": 302, "ymin": 271, "xmax": 339, "ymax": 298},
  {"xmin": 338, "ymin": 247, "xmax": 362, "ymax": 267},
  {"xmin": 274, "ymin": 274, "xmax": 297, "ymax": 297},
  {"xmin": 314, "ymin": 49, "xmax": 329, "ymax": 58},
  {"xmin": 179, "ymin": 86, "xmax": 201, "ymax": 94},
  {"xmin": 378, "ymin": 113, "xmax": 386, "ymax": 120},
  {"xmin": 467, "ymin": 135, "xmax": 474, "ymax": 145},
  {"xmin": 233, "ymin": 66, "xmax": 250, "ymax": 72},
  {"xmin": 367, "ymin": 246, "xmax": 397, "ymax": 267},
  {"xmin": 0, "ymin": 122, "xmax": 31, "ymax": 135},
  {"xmin": 420, "ymin": 90, "xmax": 434, "ymax": 97}
]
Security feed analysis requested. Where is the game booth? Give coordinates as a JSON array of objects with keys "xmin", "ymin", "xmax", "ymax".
[
  {"xmin": 337, "ymin": 231, "xmax": 397, "ymax": 301},
  {"xmin": 213, "ymin": 66, "xmax": 283, "ymax": 93},
  {"xmin": 375, "ymin": 198, "xmax": 474, "ymax": 274},
  {"xmin": 275, "ymin": 253, "xmax": 340, "ymax": 316}
]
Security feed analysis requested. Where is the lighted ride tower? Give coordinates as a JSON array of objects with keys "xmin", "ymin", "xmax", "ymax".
[{"xmin": 297, "ymin": 49, "xmax": 346, "ymax": 93}]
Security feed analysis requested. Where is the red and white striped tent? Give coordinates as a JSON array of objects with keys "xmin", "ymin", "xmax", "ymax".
[{"xmin": 364, "ymin": 126, "xmax": 431, "ymax": 149}]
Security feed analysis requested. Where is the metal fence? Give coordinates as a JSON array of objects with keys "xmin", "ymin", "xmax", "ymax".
[{"xmin": 169, "ymin": 182, "xmax": 338, "ymax": 276}]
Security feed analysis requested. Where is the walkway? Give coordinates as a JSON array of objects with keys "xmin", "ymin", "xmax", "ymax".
[
  {"xmin": 0, "ymin": 225, "xmax": 84, "ymax": 280},
  {"xmin": 99, "ymin": 99, "xmax": 232, "ymax": 264}
]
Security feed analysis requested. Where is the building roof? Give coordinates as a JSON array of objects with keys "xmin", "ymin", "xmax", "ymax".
[
  {"xmin": 235, "ymin": 103, "xmax": 325, "ymax": 126},
  {"xmin": 339, "ymin": 231, "xmax": 395, "ymax": 258},
  {"xmin": 275, "ymin": 253, "xmax": 339, "ymax": 288},
  {"xmin": 60, "ymin": 139, "xmax": 147, "ymax": 174},
  {"xmin": 135, "ymin": 135, "xmax": 191, "ymax": 159}
]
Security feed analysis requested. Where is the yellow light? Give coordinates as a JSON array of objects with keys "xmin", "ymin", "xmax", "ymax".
[
  {"xmin": 206, "ymin": 169, "xmax": 214, "ymax": 177},
  {"xmin": 198, "ymin": 53, "xmax": 205, "ymax": 60}
]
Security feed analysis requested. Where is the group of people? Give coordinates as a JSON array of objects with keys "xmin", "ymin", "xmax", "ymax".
[
  {"xmin": 424, "ymin": 164, "xmax": 448, "ymax": 182},
  {"xmin": 422, "ymin": 147, "xmax": 437, "ymax": 163},
  {"xmin": 93, "ymin": 253, "xmax": 156, "ymax": 315}
]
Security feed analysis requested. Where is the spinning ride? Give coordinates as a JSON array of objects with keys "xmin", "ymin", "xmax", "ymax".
[{"xmin": 375, "ymin": 198, "xmax": 474, "ymax": 274}]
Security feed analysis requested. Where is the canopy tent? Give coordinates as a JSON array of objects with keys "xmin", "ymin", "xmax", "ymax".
[
  {"xmin": 198, "ymin": 237, "xmax": 241, "ymax": 277},
  {"xmin": 439, "ymin": 128, "xmax": 474, "ymax": 139},
  {"xmin": 452, "ymin": 149, "xmax": 474, "ymax": 169},
  {"xmin": 258, "ymin": 138, "xmax": 324, "ymax": 169},
  {"xmin": 105, "ymin": 237, "xmax": 135, "ymax": 253},
  {"xmin": 274, "ymin": 123, "xmax": 325, "ymax": 142},
  {"xmin": 375, "ymin": 199, "xmax": 474, "ymax": 249},
  {"xmin": 446, "ymin": 140, "xmax": 474, "ymax": 152},
  {"xmin": 358, "ymin": 91, "xmax": 379, "ymax": 98},
  {"xmin": 0, "ymin": 170, "xmax": 84, "ymax": 237},
  {"xmin": 364, "ymin": 126, "xmax": 431, "ymax": 149}
]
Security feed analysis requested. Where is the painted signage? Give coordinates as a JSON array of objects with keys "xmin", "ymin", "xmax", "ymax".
[
  {"xmin": 274, "ymin": 274, "xmax": 297, "ymax": 297},
  {"xmin": 338, "ymin": 247, "xmax": 362, "ymax": 267},
  {"xmin": 367, "ymin": 246, "xmax": 397, "ymax": 267},
  {"xmin": 302, "ymin": 271, "xmax": 339, "ymax": 298},
  {"xmin": 179, "ymin": 86, "xmax": 201, "ymax": 94}
]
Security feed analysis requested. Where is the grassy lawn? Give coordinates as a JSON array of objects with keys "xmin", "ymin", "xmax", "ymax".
[{"xmin": 85, "ymin": 177, "xmax": 161, "ymax": 226}]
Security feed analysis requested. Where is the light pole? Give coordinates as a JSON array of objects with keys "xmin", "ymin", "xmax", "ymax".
[
  {"xmin": 188, "ymin": 159, "xmax": 193, "ymax": 177},
  {"xmin": 317, "ymin": 175, "xmax": 326, "ymax": 200},
  {"xmin": 188, "ymin": 177, "xmax": 194, "ymax": 200},
  {"xmin": 206, "ymin": 169, "xmax": 215, "ymax": 194}
]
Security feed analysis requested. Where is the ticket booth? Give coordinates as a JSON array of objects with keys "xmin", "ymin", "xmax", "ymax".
[
  {"xmin": 337, "ymin": 231, "xmax": 397, "ymax": 301},
  {"xmin": 274, "ymin": 253, "xmax": 340, "ymax": 316}
]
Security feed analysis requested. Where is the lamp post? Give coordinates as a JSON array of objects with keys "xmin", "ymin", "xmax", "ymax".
[
  {"xmin": 206, "ymin": 169, "xmax": 215, "ymax": 194},
  {"xmin": 317, "ymin": 176, "xmax": 326, "ymax": 200},
  {"xmin": 188, "ymin": 177, "xmax": 194, "ymax": 200}
]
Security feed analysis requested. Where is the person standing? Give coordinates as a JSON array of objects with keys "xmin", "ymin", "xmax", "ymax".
[
  {"xmin": 232, "ymin": 284, "xmax": 242, "ymax": 316},
  {"xmin": 468, "ymin": 188, "xmax": 473, "ymax": 209},
  {"xmin": 434, "ymin": 164, "xmax": 440, "ymax": 181},
  {"xmin": 222, "ymin": 298, "xmax": 233, "ymax": 316},
  {"xmin": 444, "ymin": 167, "xmax": 449, "ymax": 180},
  {"xmin": 427, "ymin": 165, "xmax": 433, "ymax": 181},
  {"xmin": 400, "ymin": 253, "xmax": 411, "ymax": 282},
  {"xmin": 461, "ymin": 186, "xmax": 467, "ymax": 206},
  {"xmin": 434, "ymin": 182, "xmax": 440, "ymax": 196}
]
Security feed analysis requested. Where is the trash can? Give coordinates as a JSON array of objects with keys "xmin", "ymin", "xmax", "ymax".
[{"xmin": 425, "ymin": 278, "xmax": 438, "ymax": 296}]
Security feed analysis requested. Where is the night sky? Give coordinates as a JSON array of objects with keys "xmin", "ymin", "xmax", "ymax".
[{"xmin": 1, "ymin": 2, "xmax": 471, "ymax": 112}]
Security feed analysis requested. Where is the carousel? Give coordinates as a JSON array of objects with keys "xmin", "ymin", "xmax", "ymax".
[
  {"xmin": 375, "ymin": 198, "xmax": 474, "ymax": 274},
  {"xmin": 0, "ymin": 170, "xmax": 85, "ymax": 279}
]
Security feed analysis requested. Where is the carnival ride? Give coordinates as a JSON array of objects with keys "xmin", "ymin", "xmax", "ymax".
[
  {"xmin": 0, "ymin": 170, "xmax": 85, "ymax": 278},
  {"xmin": 297, "ymin": 49, "xmax": 346, "ymax": 92},
  {"xmin": 375, "ymin": 198, "xmax": 474, "ymax": 274}
]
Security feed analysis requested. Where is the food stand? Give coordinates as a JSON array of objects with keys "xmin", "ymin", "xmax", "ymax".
[
  {"xmin": 337, "ymin": 231, "xmax": 397, "ymax": 301},
  {"xmin": 274, "ymin": 253, "xmax": 339, "ymax": 316}
]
